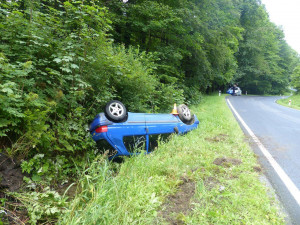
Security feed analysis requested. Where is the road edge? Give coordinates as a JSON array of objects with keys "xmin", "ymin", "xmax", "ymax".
[{"xmin": 226, "ymin": 97, "xmax": 300, "ymax": 224}]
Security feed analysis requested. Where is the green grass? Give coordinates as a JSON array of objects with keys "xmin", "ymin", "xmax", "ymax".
[
  {"xmin": 59, "ymin": 95, "xmax": 284, "ymax": 225},
  {"xmin": 277, "ymin": 94, "xmax": 300, "ymax": 110}
]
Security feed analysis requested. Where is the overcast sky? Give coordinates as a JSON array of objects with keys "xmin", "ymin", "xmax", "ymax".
[{"xmin": 261, "ymin": 0, "xmax": 300, "ymax": 54}]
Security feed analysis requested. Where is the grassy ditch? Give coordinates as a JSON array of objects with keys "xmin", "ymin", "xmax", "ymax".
[
  {"xmin": 59, "ymin": 94, "xmax": 284, "ymax": 225},
  {"xmin": 277, "ymin": 94, "xmax": 300, "ymax": 110}
]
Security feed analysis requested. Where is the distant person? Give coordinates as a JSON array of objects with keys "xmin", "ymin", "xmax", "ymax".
[{"xmin": 232, "ymin": 84, "xmax": 237, "ymax": 95}]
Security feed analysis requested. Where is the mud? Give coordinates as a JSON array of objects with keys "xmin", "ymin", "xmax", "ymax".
[
  {"xmin": 213, "ymin": 157, "xmax": 242, "ymax": 167},
  {"xmin": 0, "ymin": 154, "xmax": 24, "ymax": 192},
  {"xmin": 253, "ymin": 166, "xmax": 262, "ymax": 173},
  {"xmin": 205, "ymin": 134, "xmax": 228, "ymax": 143},
  {"xmin": 203, "ymin": 176, "xmax": 220, "ymax": 191},
  {"xmin": 159, "ymin": 177, "xmax": 196, "ymax": 224}
]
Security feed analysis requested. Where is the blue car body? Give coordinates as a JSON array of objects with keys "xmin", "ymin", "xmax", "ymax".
[
  {"xmin": 89, "ymin": 112, "xmax": 199, "ymax": 159},
  {"xmin": 226, "ymin": 88, "xmax": 233, "ymax": 95},
  {"xmin": 226, "ymin": 87, "xmax": 242, "ymax": 96}
]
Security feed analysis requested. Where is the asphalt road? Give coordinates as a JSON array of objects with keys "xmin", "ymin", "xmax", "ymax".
[{"xmin": 227, "ymin": 95, "xmax": 300, "ymax": 225}]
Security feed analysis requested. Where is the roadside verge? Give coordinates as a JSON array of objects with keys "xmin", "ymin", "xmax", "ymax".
[
  {"xmin": 60, "ymin": 95, "xmax": 285, "ymax": 224},
  {"xmin": 277, "ymin": 95, "xmax": 300, "ymax": 110}
]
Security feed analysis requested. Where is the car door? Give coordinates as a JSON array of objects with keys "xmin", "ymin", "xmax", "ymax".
[
  {"xmin": 105, "ymin": 113, "xmax": 147, "ymax": 155},
  {"xmin": 145, "ymin": 113, "xmax": 179, "ymax": 135}
]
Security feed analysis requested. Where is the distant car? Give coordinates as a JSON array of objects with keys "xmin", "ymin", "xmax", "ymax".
[
  {"xmin": 89, "ymin": 100, "xmax": 199, "ymax": 159},
  {"xmin": 227, "ymin": 87, "xmax": 242, "ymax": 96}
]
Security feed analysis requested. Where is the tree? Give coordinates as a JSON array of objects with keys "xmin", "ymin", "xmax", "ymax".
[
  {"xmin": 291, "ymin": 65, "xmax": 300, "ymax": 92},
  {"xmin": 234, "ymin": 0, "xmax": 299, "ymax": 94}
]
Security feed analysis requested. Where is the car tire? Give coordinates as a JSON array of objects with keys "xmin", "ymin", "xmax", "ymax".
[
  {"xmin": 177, "ymin": 104, "xmax": 195, "ymax": 125},
  {"xmin": 104, "ymin": 100, "xmax": 128, "ymax": 123}
]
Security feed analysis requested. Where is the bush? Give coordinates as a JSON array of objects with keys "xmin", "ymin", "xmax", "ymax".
[{"xmin": 0, "ymin": 1, "xmax": 182, "ymax": 184}]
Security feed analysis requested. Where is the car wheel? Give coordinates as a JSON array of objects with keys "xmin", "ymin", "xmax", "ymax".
[
  {"xmin": 177, "ymin": 104, "xmax": 195, "ymax": 125},
  {"xmin": 104, "ymin": 100, "xmax": 128, "ymax": 123}
]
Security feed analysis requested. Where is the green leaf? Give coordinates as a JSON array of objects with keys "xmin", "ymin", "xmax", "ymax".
[
  {"xmin": 61, "ymin": 67, "xmax": 72, "ymax": 73},
  {"xmin": 70, "ymin": 64, "xmax": 79, "ymax": 69},
  {"xmin": 32, "ymin": 174, "xmax": 42, "ymax": 182},
  {"xmin": 1, "ymin": 87, "xmax": 13, "ymax": 94},
  {"xmin": 53, "ymin": 58, "xmax": 62, "ymax": 63}
]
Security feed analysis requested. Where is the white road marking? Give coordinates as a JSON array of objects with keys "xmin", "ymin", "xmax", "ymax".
[{"xmin": 226, "ymin": 98, "xmax": 300, "ymax": 206}]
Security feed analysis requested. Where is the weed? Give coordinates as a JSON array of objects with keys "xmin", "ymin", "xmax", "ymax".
[{"xmin": 8, "ymin": 188, "xmax": 68, "ymax": 224}]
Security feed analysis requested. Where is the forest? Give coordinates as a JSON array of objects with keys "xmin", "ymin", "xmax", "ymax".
[{"xmin": 0, "ymin": 0, "xmax": 299, "ymax": 223}]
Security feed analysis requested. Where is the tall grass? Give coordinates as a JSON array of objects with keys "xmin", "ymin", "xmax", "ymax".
[{"xmin": 59, "ymin": 94, "xmax": 284, "ymax": 224}]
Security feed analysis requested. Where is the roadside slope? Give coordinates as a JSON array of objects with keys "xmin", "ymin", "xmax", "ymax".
[
  {"xmin": 277, "ymin": 95, "xmax": 300, "ymax": 110},
  {"xmin": 60, "ymin": 95, "xmax": 285, "ymax": 224}
]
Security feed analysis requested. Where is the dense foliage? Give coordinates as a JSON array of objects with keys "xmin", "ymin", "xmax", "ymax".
[
  {"xmin": 104, "ymin": 0, "xmax": 299, "ymax": 95},
  {"xmin": 0, "ymin": 0, "xmax": 299, "ymax": 223},
  {"xmin": 234, "ymin": 1, "xmax": 299, "ymax": 94},
  {"xmin": 0, "ymin": 0, "xmax": 180, "ymax": 176},
  {"xmin": 291, "ymin": 65, "xmax": 300, "ymax": 92}
]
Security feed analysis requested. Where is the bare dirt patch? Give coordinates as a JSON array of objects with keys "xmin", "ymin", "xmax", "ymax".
[
  {"xmin": 213, "ymin": 157, "xmax": 242, "ymax": 167},
  {"xmin": 56, "ymin": 182, "xmax": 78, "ymax": 198},
  {"xmin": 203, "ymin": 176, "xmax": 220, "ymax": 191},
  {"xmin": 0, "ymin": 154, "xmax": 24, "ymax": 192},
  {"xmin": 253, "ymin": 166, "xmax": 262, "ymax": 173},
  {"xmin": 205, "ymin": 134, "xmax": 228, "ymax": 143},
  {"xmin": 0, "ymin": 154, "xmax": 28, "ymax": 224},
  {"xmin": 159, "ymin": 177, "xmax": 196, "ymax": 224}
]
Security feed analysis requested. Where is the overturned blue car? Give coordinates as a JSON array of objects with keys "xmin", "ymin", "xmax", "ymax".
[
  {"xmin": 89, "ymin": 100, "xmax": 199, "ymax": 159},
  {"xmin": 227, "ymin": 86, "xmax": 242, "ymax": 96}
]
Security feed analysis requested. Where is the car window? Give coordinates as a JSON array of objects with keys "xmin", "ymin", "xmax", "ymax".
[
  {"xmin": 96, "ymin": 139, "xmax": 117, "ymax": 157},
  {"xmin": 148, "ymin": 134, "xmax": 172, "ymax": 152},
  {"xmin": 123, "ymin": 135, "xmax": 146, "ymax": 153}
]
